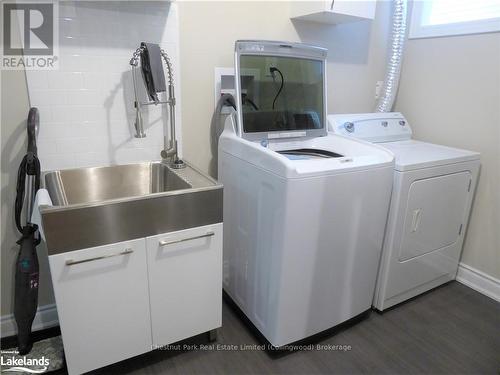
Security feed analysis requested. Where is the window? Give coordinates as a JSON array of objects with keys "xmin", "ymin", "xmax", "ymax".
[{"xmin": 409, "ymin": 0, "xmax": 500, "ymax": 39}]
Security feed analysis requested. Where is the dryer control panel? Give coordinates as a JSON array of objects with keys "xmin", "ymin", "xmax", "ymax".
[{"xmin": 328, "ymin": 112, "xmax": 412, "ymax": 143}]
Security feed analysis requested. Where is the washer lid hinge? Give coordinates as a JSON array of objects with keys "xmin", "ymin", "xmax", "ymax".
[
  {"xmin": 459, "ymin": 224, "xmax": 463, "ymax": 236},
  {"xmin": 468, "ymin": 179, "xmax": 472, "ymax": 192}
]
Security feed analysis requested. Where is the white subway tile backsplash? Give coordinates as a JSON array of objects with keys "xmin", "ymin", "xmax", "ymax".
[
  {"xmin": 26, "ymin": 72, "xmax": 48, "ymax": 90},
  {"xmin": 75, "ymin": 122, "xmax": 101, "ymax": 137},
  {"xmin": 42, "ymin": 153, "xmax": 76, "ymax": 171},
  {"xmin": 34, "ymin": 106, "xmax": 53, "ymax": 123},
  {"xmin": 37, "ymin": 123, "xmax": 77, "ymax": 139},
  {"xmin": 26, "ymin": 1, "xmax": 180, "ymax": 171},
  {"xmin": 37, "ymin": 139, "xmax": 58, "ymax": 156},
  {"xmin": 30, "ymin": 90, "xmax": 68, "ymax": 106},
  {"xmin": 65, "ymin": 89, "xmax": 103, "ymax": 106},
  {"xmin": 55, "ymin": 138, "xmax": 86, "ymax": 154},
  {"xmin": 59, "ymin": 18, "xmax": 80, "ymax": 38},
  {"xmin": 51, "ymin": 105, "xmax": 86, "ymax": 123},
  {"xmin": 47, "ymin": 72, "xmax": 84, "ymax": 89},
  {"xmin": 59, "ymin": 3, "xmax": 77, "ymax": 18},
  {"xmin": 113, "ymin": 147, "xmax": 159, "ymax": 165},
  {"xmin": 83, "ymin": 72, "xmax": 123, "ymax": 90},
  {"xmin": 58, "ymin": 55, "xmax": 93, "ymax": 72},
  {"xmin": 56, "ymin": 135, "xmax": 109, "ymax": 154},
  {"xmin": 75, "ymin": 151, "xmax": 110, "ymax": 168}
]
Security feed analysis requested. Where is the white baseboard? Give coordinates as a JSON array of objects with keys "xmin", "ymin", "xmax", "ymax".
[
  {"xmin": 456, "ymin": 262, "xmax": 500, "ymax": 302},
  {"xmin": 1, "ymin": 304, "xmax": 59, "ymax": 339}
]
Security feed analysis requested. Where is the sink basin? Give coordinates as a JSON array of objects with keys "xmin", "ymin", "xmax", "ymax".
[
  {"xmin": 45, "ymin": 162, "xmax": 192, "ymax": 206},
  {"xmin": 41, "ymin": 161, "xmax": 223, "ymax": 255}
]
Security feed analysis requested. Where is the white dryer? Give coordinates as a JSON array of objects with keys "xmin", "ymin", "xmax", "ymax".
[
  {"xmin": 218, "ymin": 41, "xmax": 395, "ymax": 347},
  {"xmin": 328, "ymin": 112, "xmax": 480, "ymax": 311}
]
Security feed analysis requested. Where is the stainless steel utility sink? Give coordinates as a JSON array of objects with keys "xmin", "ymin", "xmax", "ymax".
[
  {"xmin": 45, "ymin": 162, "xmax": 192, "ymax": 206},
  {"xmin": 41, "ymin": 161, "xmax": 223, "ymax": 255}
]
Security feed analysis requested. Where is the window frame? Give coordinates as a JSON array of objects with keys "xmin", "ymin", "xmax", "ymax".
[{"xmin": 409, "ymin": 1, "xmax": 500, "ymax": 39}]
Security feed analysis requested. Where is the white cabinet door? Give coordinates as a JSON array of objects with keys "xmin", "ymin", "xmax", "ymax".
[
  {"xmin": 48, "ymin": 239, "xmax": 152, "ymax": 375},
  {"xmin": 331, "ymin": 0, "xmax": 376, "ymax": 19},
  {"xmin": 146, "ymin": 224, "xmax": 223, "ymax": 347}
]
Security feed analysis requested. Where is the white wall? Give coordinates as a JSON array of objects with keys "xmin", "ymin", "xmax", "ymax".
[
  {"xmin": 27, "ymin": 1, "xmax": 182, "ymax": 171},
  {"xmin": 395, "ymin": 32, "xmax": 500, "ymax": 279},
  {"xmin": 178, "ymin": 1, "xmax": 391, "ymax": 176}
]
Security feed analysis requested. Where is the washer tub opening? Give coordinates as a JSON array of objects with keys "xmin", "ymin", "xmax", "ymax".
[{"xmin": 278, "ymin": 148, "xmax": 344, "ymax": 160}]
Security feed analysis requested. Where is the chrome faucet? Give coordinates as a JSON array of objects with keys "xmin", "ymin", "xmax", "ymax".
[{"xmin": 129, "ymin": 46, "xmax": 185, "ymax": 168}]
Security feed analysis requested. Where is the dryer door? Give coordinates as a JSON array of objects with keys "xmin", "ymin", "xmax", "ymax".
[{"xmin": 399, "ymin": 171, "xmax": 471, "ymax": 261}]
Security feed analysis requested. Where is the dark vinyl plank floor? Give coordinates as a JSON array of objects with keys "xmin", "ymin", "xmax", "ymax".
[{"xmin": 92, "ymin": 282, "xmax": 499, "ymax": 374}]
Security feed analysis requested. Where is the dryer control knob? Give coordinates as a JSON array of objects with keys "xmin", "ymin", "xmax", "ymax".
[
  {"xmin": 344, "ymin": 122, "xmax": 355, "ymax": 133},
  {"xmin": 399, "ymin": 120, "xmax": 406, "ymax": 126}
]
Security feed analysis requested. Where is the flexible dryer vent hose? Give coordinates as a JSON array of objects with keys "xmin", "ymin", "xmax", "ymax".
[{"xmin": 375, "ymin": 0, "xmax": 407, "ymax": 112}]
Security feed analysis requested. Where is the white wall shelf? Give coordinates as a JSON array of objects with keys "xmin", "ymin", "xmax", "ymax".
[{"xmin": 290, "ymin": 0, "xmax": 376, "ymax": 25}]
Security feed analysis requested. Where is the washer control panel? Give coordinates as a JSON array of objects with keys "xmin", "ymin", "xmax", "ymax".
[{"xmin": 327, "ymin": 112, "xmax": 412, "ymax": 143}]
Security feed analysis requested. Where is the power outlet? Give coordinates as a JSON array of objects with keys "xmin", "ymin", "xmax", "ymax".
[
  {"xmin": 265, "ymin": 57, "xmax": 278, "ymax": 78},
  {"xmin": 214, "ymin": 67, "xmax": 236, "ymax": 107},
  {"xmin": 214, "ymin": 67, "xmax": 258, "ymax": 107}
]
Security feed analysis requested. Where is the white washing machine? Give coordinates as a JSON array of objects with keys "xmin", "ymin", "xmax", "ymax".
[
  {"xmin": 328, "ymin": 112, "xmax": 480, "ymax": 311},
  {"xmin": 218, "ymin": 41, "xmax": 395, "ymax": 347}
]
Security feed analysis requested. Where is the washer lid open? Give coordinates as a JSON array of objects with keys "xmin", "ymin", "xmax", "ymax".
[{"xmin": 235, "ymin": 41, "xmax": 328, "ymax": 142}]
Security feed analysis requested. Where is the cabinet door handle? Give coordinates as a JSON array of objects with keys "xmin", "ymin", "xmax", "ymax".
[
  {"xmin": 65, "ymin": 248, "xmax": 133, "ymax": 266},
  {"xmin": 159, "ymin": 231, "xmax": 215, "ymax": 247}
]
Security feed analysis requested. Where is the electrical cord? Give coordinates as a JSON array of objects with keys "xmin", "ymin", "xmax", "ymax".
[
  {"xmin": 270, "ymin": 67, "xmax": 284, "ymax": 110},
  {"xmin": 242, "ymin": 93, "xmax": 259, "ymax": 111}
]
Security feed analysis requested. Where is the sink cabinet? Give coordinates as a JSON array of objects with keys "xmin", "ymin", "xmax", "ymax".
[
  {"xmin": 48, "ymin": 223, "xmax": 223, "ymax": 375},
  {"xmin": 147, "ymin": 225, "xmax": 222, "ymax": 347}
]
